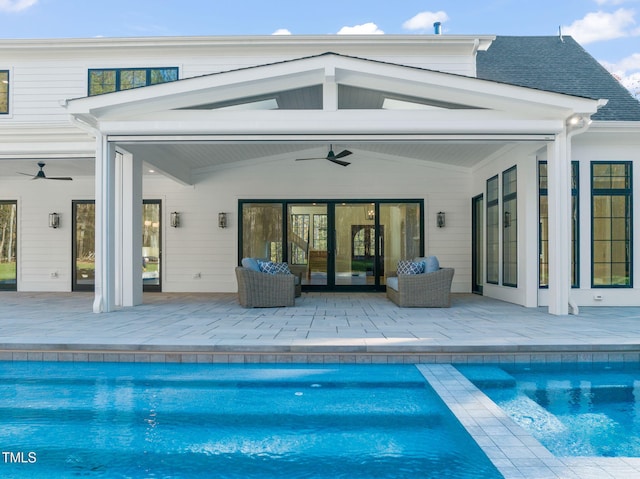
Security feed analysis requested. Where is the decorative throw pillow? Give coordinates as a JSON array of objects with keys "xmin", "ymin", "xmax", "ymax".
[
  {"xmin": 258, "ymin": 260, "xmax": 291, "ymax": 275},
  {"xmin": 397, "ymin": 260, "xmax": 424, "ymax": 275}
]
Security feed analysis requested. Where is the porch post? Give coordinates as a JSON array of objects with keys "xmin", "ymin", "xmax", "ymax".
[
  {"xmin": 546, "ymin": 131, "xmax": 571, "ymax": 315},
  {"xmin": 115, "ymin": 149, "xmax": 143, "ymax": 307},
  {"xmin": 93, "ymin": 136, "xmax": 116, "ymax": 313}
]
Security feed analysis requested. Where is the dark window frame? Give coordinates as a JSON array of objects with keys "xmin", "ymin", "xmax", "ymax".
[
  {"xmin": 0, "ymin": 70, "xmax": 9, "ymax": 115},
  {"xmin": 88, "ymin": 67, "xmax": 179, "ymax": 96},
  {"xmin": 486, "ymin": 175, "xmax": 499, "ymax": 285},
  {"xmin": 502, "ymin": 166, "xmax": 518, "ymax": 287},
  {"xmin": 538, "ymin": 161, "xmax": 580, "ymax": 288},
  {"xmin": 591, "ymin": 161, "xmax": 633, "ymax": 288}
]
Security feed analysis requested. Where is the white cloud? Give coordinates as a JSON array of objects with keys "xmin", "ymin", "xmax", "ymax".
[
  {"xmin": 594, "ymin": 0, "xmax": 632, "ymax": 5},
  {"xmin": 0, "ymin": 0, "xmax": 37, "ymax": 12},
  {"xmin": 272, "ymin": 29, "xmax": 292, "ymax": 35},
  {"xmin": 402, "ymin": 11, "xmax": 449, "ymax": 32},
  {"xmin": 601, "ymin": 53, "xmax": 640, "ymax": 97},
  {"xmin": 562, "ymin": 8, "xmax": 637, "ymax": 44},
  {"xmin": 337, "ymin": 22, "xmax": 384, "ymax": 35}
]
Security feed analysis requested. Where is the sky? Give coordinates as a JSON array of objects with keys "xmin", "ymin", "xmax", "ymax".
[{"xmin": 0, "ymin": 0, "xmax": 639, "ymax": 97}]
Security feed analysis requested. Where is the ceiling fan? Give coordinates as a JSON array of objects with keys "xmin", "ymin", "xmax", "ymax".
[
  {"xmin": 18, "ymin": 162, "xmax": 73, "ymax": 181},
  {"xmin": 295, "ymin": 145, "xmax": 352, "ymax": 167}
]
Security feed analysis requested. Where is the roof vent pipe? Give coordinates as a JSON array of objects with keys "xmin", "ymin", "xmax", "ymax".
[{"xmin": 434, "ymin": 22, "xmax": 442, "ymax": 34}]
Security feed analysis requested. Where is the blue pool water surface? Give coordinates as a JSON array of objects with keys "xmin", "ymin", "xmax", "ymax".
[
  {"xmin": 0, "ymin": 362, "xmax": 500, "ymax": 478},
  {"xmin": 458, "ymin": 363, "xmax": 640, "ymax": 457}
]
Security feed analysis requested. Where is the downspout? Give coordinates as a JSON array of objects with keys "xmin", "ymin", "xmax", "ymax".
[{"xmin": 564, "ymin": 114, "xmax": 592, "ymax": 315}]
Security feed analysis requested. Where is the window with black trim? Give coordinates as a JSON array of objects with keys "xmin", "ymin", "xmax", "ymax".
[
  {"xmin": 486, "ymin": 175, "xmax": 499, "ymax": 285},
  {"xmin": 539, "ymin": 162, "xmax": 579, "ymax": 288},
  {"xmin": 0, "ymin": 70, "xmax": 8, "ymax": 114},
  {"xmin": 502, "ymin": 166, "xmax": 517, "ymax": 287},
  {"xmin": 592, "ymin": 162, "xmax": 632, "ymax": 287},
  {"xmin": 88, "ymin": 67, "xmax": 179, "ymax": 96}
]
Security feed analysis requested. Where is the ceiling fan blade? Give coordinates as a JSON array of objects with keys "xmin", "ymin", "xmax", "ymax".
[
  {"xmin": 17, "ymin": 171, "xmax": 37, "ymax": 178},
  {"xmin": 295, "ymin": 157, "xmax": 326, "ymax": 161},
  {"xmin": 47, "ymin": 177, "xmax": 73, "ymax": 181},
  {"xmin": 334, "ymin": 149, "xmax": 352, "ymax": 159},
  {"xmin": 327, "ymin": 157, "xmax": 351, "ymax": 167}
]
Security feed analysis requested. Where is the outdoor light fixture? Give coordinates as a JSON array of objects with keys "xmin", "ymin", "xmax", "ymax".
[
  {"xmin": 49, "ymin": 212, "xmax": 60, "ymax": 229},
  {"xmin": 504, "ymin": 211, "xmax": 511, "ymax": 228},
  {"xmin": 218, "ymin": 212, "xmax": 227, "ymax": 229},
  {"xmin": 437, "ymin": 211, "xmax": 445, "ymax": 228},
  {"xmin": 170, "ymin": 211, "xmax": 180, "ymax": 228},
  {"xmin": 366, "ymin": 205, "xmax": 375, "ymax": 220}
]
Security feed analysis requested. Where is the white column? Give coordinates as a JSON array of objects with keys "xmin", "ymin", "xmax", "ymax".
[
  {"xmin": 116, "ymin": 149, "xmax": 143, "ymax": 307},
  {"xmin": 546, "ymin": 131, "xmax": 571, "ymax": 315},
  {"xmin": 93, "ymin": 136, "xmax": 117, "ymax": 313}
]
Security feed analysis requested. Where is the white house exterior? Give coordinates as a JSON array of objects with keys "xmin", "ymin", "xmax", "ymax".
[{"xmin": 0, "ymin": 34, "xmax": 639, "ymax": 315}]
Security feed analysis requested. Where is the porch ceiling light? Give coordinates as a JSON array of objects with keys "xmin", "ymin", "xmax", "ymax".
[{"xmin": 49, "ymin": 212, "xmax": 60, "ymax": 229}]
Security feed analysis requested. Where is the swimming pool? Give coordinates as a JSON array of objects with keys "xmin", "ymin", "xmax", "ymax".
[
  {"xmin": 0, "ymin": 362, "xmax": 500, "ymax": 478},
  {"xmin": 459, "ymin": 363, "xmax": 640, "ymax": 457}
]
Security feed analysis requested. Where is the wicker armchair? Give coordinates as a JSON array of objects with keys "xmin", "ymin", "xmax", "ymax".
[
  {"xmin": 386, "ymin": 268, "xmax": 454, "ymax": 307},
  {"xmin": 235, "ymin": 267, "xmax": 296, "ymax": 308}
]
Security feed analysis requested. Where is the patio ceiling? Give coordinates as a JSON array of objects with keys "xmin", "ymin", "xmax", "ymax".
[{"xmin": 0, "ymin": 138, "xmax": 546, "ymax": 183}]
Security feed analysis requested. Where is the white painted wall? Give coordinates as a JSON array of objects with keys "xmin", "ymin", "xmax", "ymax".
[
  {"xmin": 1, "ymin": 153, "xmax": 474, "ymax": 294},
  {"xmin": 1, "ymin": 36, "xmax": 484, "ymax": 124}
]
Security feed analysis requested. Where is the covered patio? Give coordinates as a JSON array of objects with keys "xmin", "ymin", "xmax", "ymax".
[{"xmin": 1, "ymin": 292, "xmax": 638, "ymax": 364}]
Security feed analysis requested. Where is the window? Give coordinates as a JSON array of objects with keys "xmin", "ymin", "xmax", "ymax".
[
  {"xmin": 539, "ymin": 162, "xmax": 579, "ymax": 287},
  {"xmin": 592, "ymin": 162, "xmax": 632, "ymax": 287},
  {"xmin": 0, "ymin": 200, "xmax": 17, "ymax": 290},
  {"xmin": 88, "ymin": 67, "xmax": 178, "ymax": 96},
  {"xmin": 502, "ymin": 166, "xmax": 517, "ymax": 287},
  {"xmin": 290, "ymin": 214, "xmax": 309, "ymax": 265},
  {"xmin": 486, "ymin": 175, "xmax": 499, "ymax": 284},
  {"xmin": 0, "ymin": 70, "xmax": 8, "ymax": 114},
  {"xmin": 313, "ymin": 214, "xmax": 327, "ymax": 250}
]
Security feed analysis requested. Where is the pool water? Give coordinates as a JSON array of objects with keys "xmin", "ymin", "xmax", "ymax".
[
  {"xmin": 0, "ymin": 362, "xmax": 500, "ymax": 478},
  {"xmin": 459, "ymin": 363, "xmax": 640, "ymax": 457}
]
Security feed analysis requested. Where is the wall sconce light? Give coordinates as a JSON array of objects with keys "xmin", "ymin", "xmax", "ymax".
[
  {"xmin": 49, "ymin": 212, "xmax": 60, "ymax": 229},
  {"xmin": 504, "ymin": 211, "xmax": 511, "ymax": 228},
  {"xmin": 218, "ymin": 212, "xmax": 227, "ymax": 229},
  {"xmin": 367, "ymin": 206, "xmax": 375, "ymax": 221},
  {"xmin": 170, "ymin": 211, "xmax": 181, "ymax": 228},
  {"xmin": 436, "ymin": 211, "xmax": 445, "ymax": 228}
]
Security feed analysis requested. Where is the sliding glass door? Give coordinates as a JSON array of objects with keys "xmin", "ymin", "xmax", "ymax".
[
  {"xmin": 0, "ymin": 201, "xmax": 17, "ymax": 291},
  {"xmin": 240, "ymin": 199, "xmax": 423, "ymax": 292},
  {"xmin": 73, "ymin": 199, "xmax": 162, "ymax": 292}
]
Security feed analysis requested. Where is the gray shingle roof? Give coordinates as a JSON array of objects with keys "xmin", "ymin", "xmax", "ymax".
[{"xmin": 477, "ymin": 35, "xmax": 640, "ymax": 121}]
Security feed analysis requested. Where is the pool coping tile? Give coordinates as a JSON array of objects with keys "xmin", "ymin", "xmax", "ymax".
[{"xmin": 416, "ymin": 364, "xmax": 640, "ymax": 479}]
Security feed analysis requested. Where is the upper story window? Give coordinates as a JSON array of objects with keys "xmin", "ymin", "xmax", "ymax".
[
  {"xmin": 88, "ymin": 67, "xmax": 178, "ymax": 96},
  {"xmin": 0, "ymin": 70, "xmax": 9, "ymax": 114}
]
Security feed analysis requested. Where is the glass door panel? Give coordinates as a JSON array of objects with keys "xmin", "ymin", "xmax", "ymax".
[
  {"xmin": 142, "ymin": 200, "xmax": 161, "ymax": 291},
  {"xmin": 72, "ymin": 201, "xmax": 95, "ymax": 291},
  {"xmin": 241, "ymin": 203, "xmax": 283, "ymax": 261},
  {"xmin": 288, "ymin": 203, "xmax": 328, "ymax": 286},
  {"xmin": 334, "ymin": 203, "xmax": 376, "ymax": 286},
  {"xmin": 0, "ymin": 201, "xmax": 17, "ymax": 290},
  {"xmin": 379, "ymin": 203, "xmax": 421, "ymax": 285}
]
